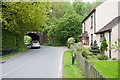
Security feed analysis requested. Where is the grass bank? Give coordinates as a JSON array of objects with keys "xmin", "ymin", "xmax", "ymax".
[
  {"xmin": 0, "ymin": 47, "xmax": 28, "ymax": 60},
  {"xmin": 63, "ymin": 50, "xmax": 84, "ymax": 78}
]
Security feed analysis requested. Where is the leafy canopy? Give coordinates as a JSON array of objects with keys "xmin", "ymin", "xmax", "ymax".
[{"xmin": 2, "ymin": 2, "xmax": 50, "ymax": 35}]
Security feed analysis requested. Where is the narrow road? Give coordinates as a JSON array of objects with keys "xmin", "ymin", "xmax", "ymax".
[{"xmin": 2, "ymin": 46, "xmax": 68, "ymax": 78}]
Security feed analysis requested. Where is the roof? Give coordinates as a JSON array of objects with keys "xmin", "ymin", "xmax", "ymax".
[
  {"xmin": 82, "ymin": 1, "xmax": 105, "ymax": 23},
  {"xmin": 79, "ymin": 31, "xmax": 89, "ymax": 38},
  {"xmin": 95, "ymin": 16, "xmax": 120, "ymax": 34},
  {"xmin": 82, "ymin": 8, "xmax": 96, "ymax": 23}
]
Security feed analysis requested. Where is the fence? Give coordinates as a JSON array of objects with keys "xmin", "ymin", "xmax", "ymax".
[
  {"xmin": 0, "ymin": 47, "xmax": 18, "ymax": 56},
  {"xmin": 71, "ymin": 45, "xmax": 105, "ymax": 79}
]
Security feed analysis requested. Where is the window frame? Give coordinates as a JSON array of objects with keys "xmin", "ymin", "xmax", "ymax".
[
  {"xmin": 91, "ymin": 15, "xmax": 93, "ymax": 29},
  {"xmin": 82, "ymin": 37, "xmax": 89, "ymax": 45}
]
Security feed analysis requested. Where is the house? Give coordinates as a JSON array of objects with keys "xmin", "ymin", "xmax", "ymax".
[{"xmin": 79, "ymin": 0, "xmax": 119, "ymax": 59}]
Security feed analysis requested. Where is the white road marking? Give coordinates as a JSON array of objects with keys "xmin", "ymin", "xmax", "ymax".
[
  {"xmin": 58, "ymin": 47, "xmax": 64, "ymax": 78},
  {"xmin": 2, "ymin": 60, "xmax": 31, "ymax": 77}
]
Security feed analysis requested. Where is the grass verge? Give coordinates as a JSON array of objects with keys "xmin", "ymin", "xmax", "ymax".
[
  {"xmin": 0, "ymin": 52, "xmax": 20, "ymax": 60},
  {"xmin": 63, "ymin": 50, "xmax": 84, "ymax": 78},
  {"xmin": 87, "ymin": 56, "xmax": 118, "ymax": 78},
  {"xmin": 94, "ymin": 61, "xmax": 118, "ymax": 78}
]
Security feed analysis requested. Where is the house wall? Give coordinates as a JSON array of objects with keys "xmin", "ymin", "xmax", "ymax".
[
  {"xmin": 94, "ymin": 25, "xmax": 118, "ymax": 59},
  {"xmin": 95, "ymin": 0, "xmax": 118, "ymax": 32},
  {"xmin": 82, "ymin": 13, "xmax": 95, "ymax": 46},
  {"xmin": 111, "ymin": 24, "xmax": 118, "ymax": 59},
  {"xmin": 82, "ymin": 0, "xmax": 118, "ymax": 46},
  {"xmin": 81, "ymin": 0, "xmax": 119, "ymax": 59},
  {"xmin": 94, "ymin": 32, "xmax": 109, "ymax": 52}
]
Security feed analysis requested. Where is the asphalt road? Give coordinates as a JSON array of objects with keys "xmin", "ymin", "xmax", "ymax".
[{"xmin": 2, "ymin": 46, "xmax": 68, "ymax": 78}]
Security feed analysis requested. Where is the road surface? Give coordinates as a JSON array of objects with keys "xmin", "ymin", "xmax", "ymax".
[{"xmin": 2, "ymin": 46, "xmax": 68, "ymax": 78}]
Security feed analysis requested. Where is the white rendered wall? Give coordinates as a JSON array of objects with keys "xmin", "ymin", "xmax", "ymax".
[
  {"xmin": 95, "ymin": 0, "xmax": 118, "ymax": 32},
  {"xmin": 111, "ymin": 24, "xmax": 118, "ymax": 59}
]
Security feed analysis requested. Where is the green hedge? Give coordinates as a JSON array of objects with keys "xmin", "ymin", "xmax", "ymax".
[
  {"xmin": 2, "ymin": 29, "xmax": 16, "ymax": 49},
  {"xmin": 2, "ymin": 29, "xmax": 26, "ymax": 55}
]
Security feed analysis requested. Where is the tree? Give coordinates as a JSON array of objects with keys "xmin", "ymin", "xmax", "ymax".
[
  {"xmin": 2, "ymin": 2, "xmax": 50, "ymax": 49},
  {"xmin": 2, "ymin": 2, "xmax": 50, "ymax": 35},
  {"xmin": 53, "ymin": 14, "xmax": 82, "ymax": 45},
  {"xmin": 100, "ymin": 37, "xmax": 108, "ymax": 54},
  {"xmin": 46, "ymin": 1, "xmax": 102, "ymax": 45},
  {"xmin": 48, "ymin": 2, "xmax": 65, "ymax": 19},
  {"xmin": 90, "ymin": 40, "xmax": 100, "ymax": 55},
  {"xmin": 45, "ymin": 2, "xmax": 66, "ymax": 40},
  {"xmin": 73, "ymin": 1, "xmax": 102, "ymax": 20}
]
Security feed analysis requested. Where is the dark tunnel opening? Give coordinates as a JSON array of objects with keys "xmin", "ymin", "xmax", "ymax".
[{"xmin": 26, "ymin": 33, "xmax": 39, "ymax": 41}]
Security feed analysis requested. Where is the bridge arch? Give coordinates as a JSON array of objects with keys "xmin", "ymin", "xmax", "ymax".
[{"xmin": 26, "ymin": 33, "xmax": 39, "ymax": 41}]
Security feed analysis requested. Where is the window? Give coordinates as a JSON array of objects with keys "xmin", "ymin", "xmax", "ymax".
[
  {"xmin": 91, "ymin": 16, "xmax": 93, "ymax": 29},
  {"xmin": 84, "ymin": 22, "xmax": 86, "ymax": 32},
  {"xmin": 100, "ymin": 33, "xmax": 104, "ymax": 42},
  {"xmin": 91, "ymin": 34, "xmax": 93, "ymax": 43},
  {"xmin": 82, "ymin": 38, "xmax": 89, "ymax": 45}
]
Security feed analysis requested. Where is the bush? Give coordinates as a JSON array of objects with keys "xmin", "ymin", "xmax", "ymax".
[
  {"xmin": 92, "ymin": 55, "xmax": 96, "ymax": 58},
  {"xmin": 81, "ymin": 51, "xmax": 88, "ymax": 59},
  {"xmin": 92, "ymin": 53, "xmax": 99, "ymax": 55},
  {"xmin": 2, "ymin": 29, "xmax": 26, "ymax": 55},
  {"xmin": 97, "ymin": 54, "xmax": 103, "ymax": 60},
  {"xmin": 100, "ymin": 37, "xmax": 108, "ymax": 54},
  {"xmin": 76, "ymin": 44, "xmax": 92, "ymax": 59},
  {"xmin": 104, "ymin": 55, "xmax": 108, "ymax": 60},
  {"xmin": 67, "ymin": 37, "xmax": 75, "ymax": 48},
  {"xmin": 97, "ymin": 54, "xmax": 108, "ymax": 60},
  {"xmin": 112, "ymin": 58, "xmax": 116, "ymax": 60},
  {"xmin": 89, "ymin": 40, "xmax": 100, "ymax": 55},
  {"xmin": 76, "ymin": 42, "xmax": 83, "ymax": 47}
]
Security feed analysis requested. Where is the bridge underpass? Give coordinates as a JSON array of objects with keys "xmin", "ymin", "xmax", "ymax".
[
  {"xmin": 26, "ymin": 33, "xmax": 39, "ymax": 41},
  {"xmin": 25, "ymin": 31, "xmax": 49, "ymax": 43}
]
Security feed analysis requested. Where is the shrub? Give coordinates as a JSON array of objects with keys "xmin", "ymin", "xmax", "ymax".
[
  {"xmin": 82, "ymin": 51, "xmax": 88, "ymax": 59},
  {"xmin": 89, "ymin": 40, "xmax": 100, "ymax": 55},
  {"xmin": 100, "ymin": 37, "xmax": 108, "ymax": 54},
  {"xmin": 92, "ymin": 53, "xmax": 99, "ymax": 55},
  {"xmin": 112, "ymin": 58, "xmax": 116, "ymax": 60},
  {"xmin": 2, "ymin": 29, "xmax": 26, "ymax": 55},
  {"xmin": 76, "ymin": 44, "xmax": 92, "ymax": 59},
  {"xmin": 97, "ymin": 54, "xmax": 108, "ymax": 60},
  {"xmin": 97, "ymin": 54, "xmax": 103, "ymax": 60},
  {"xmin": 76, "ymin": 42, "xmax": 83, "ymax": 47},
  {"xmin": 104, "ymin": 55, "xmax": 108, "ymax": 60},
  {"xmin": 67, "ymin": 37, "xmax": 75, "ymax": 48},
  {"xmin": 92, "ymin": 55, "xmax": 96, "ymax": 58}
]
